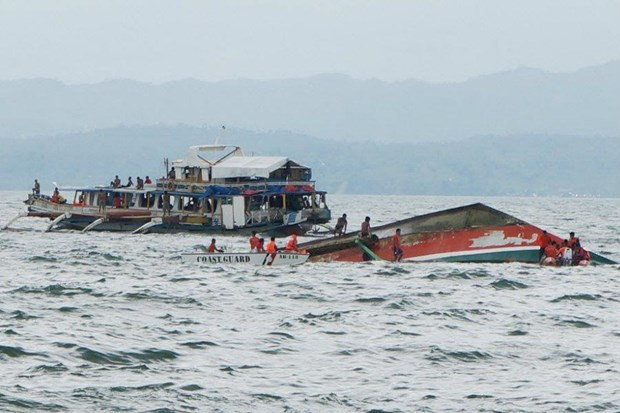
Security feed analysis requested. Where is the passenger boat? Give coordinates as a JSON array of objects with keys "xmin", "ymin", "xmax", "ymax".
[
  {"xmin": 6, "ymin": 144, "xmax": 331, "ymax": 236},
  {"xmin": 300, "ymin": 203, "xmax": 617, "ymax": 265},
  {"xmin": 181, "ymin": 252, "xmax": 309, "ymax": 266}
]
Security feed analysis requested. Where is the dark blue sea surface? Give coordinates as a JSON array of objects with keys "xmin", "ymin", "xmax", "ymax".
[{"xmin": 1, "ymin": 192, "xmax": 619, "ymax": 412}]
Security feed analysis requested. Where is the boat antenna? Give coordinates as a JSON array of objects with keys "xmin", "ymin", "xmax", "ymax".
[{"xmin": 214, "ymin": 125, "xmax": 225, "ymax": 145}]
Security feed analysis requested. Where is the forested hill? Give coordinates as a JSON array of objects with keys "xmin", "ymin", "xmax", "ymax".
[
  {"xmin": 1, "ymin": 61, "xmax": 619, "ymax": 142},
  {"xmin": 1, "ymin": 126, "xmax": 618, "ymax": 197}
]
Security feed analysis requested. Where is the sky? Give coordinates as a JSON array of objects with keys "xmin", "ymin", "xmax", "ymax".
[{"xmin": 1, "ymin": 0, "xmax": 619, "ymax": 84}]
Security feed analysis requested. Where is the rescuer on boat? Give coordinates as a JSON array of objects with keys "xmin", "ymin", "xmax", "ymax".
[
  {"xmin": 266, "ymin": 237, "xmax": 278, "ymax": 253},
  {"xmin": 249, "ymin": 231, "xmax": 259, "ymax": 252},
  {"xmin": 558, "ymin": 240, "xmax": 573, "ymax": 266},
  {"xmin": 285, "ymin": 234, "xmax": 299, "ymax": 252},
  {"xmin": 207, "ymin": 238, "xmax": 224, "ymax": 253}
]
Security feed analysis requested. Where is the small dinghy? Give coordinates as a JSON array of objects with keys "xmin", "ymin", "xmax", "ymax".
[{"xmin": 181, "ymin": 252, "xmax": 309, "ymax": 266}]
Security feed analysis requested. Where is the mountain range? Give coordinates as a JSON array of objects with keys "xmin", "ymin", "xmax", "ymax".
[{"xmin": 1, "ymin": 61, "xmax": 619, "ymax": 142}]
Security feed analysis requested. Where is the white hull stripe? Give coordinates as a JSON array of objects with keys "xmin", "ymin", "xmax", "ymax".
[{"xmin": 404, "ymin": 246, "xmax": 540, "ymax": 262}]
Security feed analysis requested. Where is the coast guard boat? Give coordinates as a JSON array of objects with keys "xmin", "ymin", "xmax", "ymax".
[{"xmin": 8, "ymin": 145, "xmax": 331, "ymax": 236}]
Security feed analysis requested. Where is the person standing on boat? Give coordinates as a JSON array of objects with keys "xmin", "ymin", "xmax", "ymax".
[
  {"xmin": 32, "ymin": 179, "xmax": 40, "ymax": 195},
  {"xmin": 136, "ymin": 177, "xmax": 144, "ymax": 190},
  {"xmin": 97, "ymin": 189, "xmax": 107, "ymax": 213},
  {"xmin": 334, "ymin": 213, "xmax": 347, "ymax": 237},
  {"xmin": 266, "ymin": 237, "xmax": 278, "ymax": 253},
  {"xmin": 51, "ymin": 187, "xmax": 60, "ymax": 203},
  {"xmin": 392, "ymin": 228, "xmax": 403, "ymax": 262},
  {"xmin": 249, "ymin": 231, "xmax": 260, "ymax": 252},
  {"xmin": 113, "ymin": 193, "xmax": 122, "ymax": 208},
  {"xmin": 361, "ymin": 216, "xmax": 371, "ymax": 237},
  {"xmin": 285, "ymin": 234, "xmax": 299, "ymax": 252},
  {"xmin": 162, "ymin": 191, "xmax": 171, "ymax": 216},
  {"xmin": 207, "ymin": 238, "xmax": 224, "ymax": 253},
  {"xmin": 168, "ymin": 167, "xmax": 176, "ymax": 180}
]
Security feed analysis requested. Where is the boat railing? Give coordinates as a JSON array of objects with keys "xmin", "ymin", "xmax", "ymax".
[
  {"xmin": 245, "ymin": 209, "xmax": 284, "ymax": 225},
  {"xmin": 156, "ymin": 178, "xmax": 315, "ymax": 190}
]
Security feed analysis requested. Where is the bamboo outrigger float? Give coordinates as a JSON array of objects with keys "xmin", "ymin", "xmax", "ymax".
[{"xmin": 299, "ymin": 203, "xmax": 617, "ymax": 265}]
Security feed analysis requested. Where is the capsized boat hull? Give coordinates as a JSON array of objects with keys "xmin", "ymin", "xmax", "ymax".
[
  {"xmin": 182, "ymin": 252, "xmax": 309, "ymax": 266},
  {"xmin": 301, "ymin": 203, "xmax": 617, "ymax": 265}
]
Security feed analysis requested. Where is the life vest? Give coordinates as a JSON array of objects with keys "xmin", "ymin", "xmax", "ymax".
[
  {"xmin": 207, "ymin": 243, "xmax": 216, "ymax": 253},
  {"xmin": 266, "ymin": 241, "xmax": 277, "ymax": 253},
  {"xmin": 285, "ymin": 235, "xmax": 298, "ymax": 251}
]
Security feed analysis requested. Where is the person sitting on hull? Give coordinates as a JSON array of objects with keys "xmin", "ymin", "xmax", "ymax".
[
  {"xmin": 360, "ymin": 216, "xmax": 371, "ymax": 238},
  {"xmin": 285, "ymin": 234, "xmax": 299, "ymax": 252},
  {"xmin": 144, "ymin": 176, "xmax": 152, "ymax": 184},
  {"xmin": 334, "ymin": 213, "xmax": 347, "ymax": 237},
  {"xmin": 207, "ymin": 239, "xmax": 224, "ymax": 253},
  {"xmin": 392, "ymin": 228, "xmax": 403, "ymax": 262},
  {"xmin": 113, "ymin": 175, "xmax": 121, "ymax": 188},
  {"xmin": 125, "ymin": 177, "xmax": 133, "ymax": 188},
  {"xmin": 32, "ymin": 179, "xmax": 40, "ymax": 195}
]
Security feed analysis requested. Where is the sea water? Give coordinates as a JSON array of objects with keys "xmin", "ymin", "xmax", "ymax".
[{"xmin": 1, "ymin": 191, "xmax": 619, "ymax": 412}]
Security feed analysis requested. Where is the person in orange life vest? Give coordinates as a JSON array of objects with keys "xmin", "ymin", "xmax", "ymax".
[
  {"xmin": 542, "ymin": 241, "xmax": 559, "ymax": 265},
  {"xmin": 113, "ymin": 193, "xmax": 122, "ymax": 208},
  {"xmin": 538, "ymin": 230, "xmax": 550, "ymax": 259},
  {"xmin": 266, "ymin": 237, "xmax": 278, "ymax": 253},
  {"xmin": 249, "ymin": 231, "xmax": 260, "ymax": 252},
  {"xmin": 392, "ymin": 228, "xmax": 403, "ymax": 262},
  {"xmin": 256, "ymin": 238, "xmax": 266, "ymax": 253},
  {"xmin": 285, "ymin": 234, "xmax": 299, "ymax": 252},
  {"xmin": 207, "ymin": 238, "xmax": 223, "ymax": 253},
  {"xmin": 567, "ymin": 232, "xmax": 579, "ymax": 250}
]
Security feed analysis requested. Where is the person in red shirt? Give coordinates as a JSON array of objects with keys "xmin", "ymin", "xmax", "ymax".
[
  {"xmin": 144, "ymin": 176, "xmax": 152, "ymax": 184},
  {"xmin": 256, "ymin": 238, "xmax": 265, "ymax": 253},
  {"xmin": 207, "ymin": 238, "xmax": 223, "ymax": 253},
  {"xmin": 266, "ymin": 237, "xmax": 278, "ymax": 253},
  {"xmin": 249, "ymin": 231, "xmax": 259, "ymax": 252},
  {"xmin": 392, "ymin": 228, "xmax": 403, "ymax": 262},
  {"xmin": 113, "ymin": 194, "xmax": 122, "ymax": 208},
  {"xmin": 285, "ymin": 234, "xmax": 298, "ymax": 252}
]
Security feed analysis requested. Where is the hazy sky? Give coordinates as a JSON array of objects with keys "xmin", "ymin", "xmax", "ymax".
[{"xmin": 1, "ymin": 0, "xmax": 619, "ymax": 83}]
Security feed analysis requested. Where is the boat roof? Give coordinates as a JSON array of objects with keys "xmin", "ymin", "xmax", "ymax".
[{"xmin": 211, "ymin": 156, "xmax": 289, "ymax": 179}]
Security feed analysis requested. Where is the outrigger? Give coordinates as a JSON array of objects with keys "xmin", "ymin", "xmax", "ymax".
[{"xmin": 5, "ymin": 144, "xmax": 331, "ymax": 236}]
